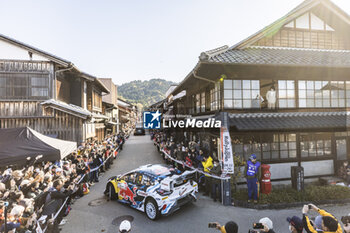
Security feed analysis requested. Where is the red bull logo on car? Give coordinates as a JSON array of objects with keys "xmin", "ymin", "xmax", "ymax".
[{"xmin": 118, "ymin": 181, "xmax": 137, "ymax": 205}]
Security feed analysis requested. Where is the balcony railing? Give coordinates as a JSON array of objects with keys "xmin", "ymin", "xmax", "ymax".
[{"xmin": 0, "ymin": 60, "xmax": 52, "ymax": 73}]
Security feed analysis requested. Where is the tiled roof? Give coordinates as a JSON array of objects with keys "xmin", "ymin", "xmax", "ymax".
[
  {"xmin": 228, "ymin": 111, "xmax": 349, "ymax": 131},
  {"xmin": 206, "ymin": 46, "xmax": 350, "ymax": 68}
]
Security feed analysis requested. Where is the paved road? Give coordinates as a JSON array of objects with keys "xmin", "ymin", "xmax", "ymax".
[{"xmin": 62, "ymin": 134, "xmax": 350, "ymax": 233}]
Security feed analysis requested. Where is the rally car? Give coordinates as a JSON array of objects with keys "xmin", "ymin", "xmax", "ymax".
[{"xmin": 104, "ymin": 164, "xmax": 198, "ymax": 220}]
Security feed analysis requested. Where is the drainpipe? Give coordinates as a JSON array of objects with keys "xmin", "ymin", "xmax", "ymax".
[
  {"xmin": 192, "ymin": 70, "xmax": 216, "ymax": 84},
  {"xmin": 54, "ymin": 64, "xmax": 74, "ymax": 99}
]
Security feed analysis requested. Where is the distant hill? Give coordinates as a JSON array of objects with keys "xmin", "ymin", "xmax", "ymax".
[{"xmin": 118, "ymin": 79, "xmax": 176, "ymax": 108}]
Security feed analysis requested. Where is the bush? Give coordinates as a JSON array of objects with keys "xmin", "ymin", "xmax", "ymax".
[{"xmin": 233, "ymin": 184, "xmax": 350, "ymax": 204}]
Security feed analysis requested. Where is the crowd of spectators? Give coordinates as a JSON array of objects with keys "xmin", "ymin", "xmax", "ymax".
[
  {"xmin": 0, "ymin": 132, "xmax": 126, "ymax": 233},
  {"xmin": 151, "ymin": 130, "xmax": 223, "ymax": 202},
  {"xmin": 212, "ymin": 204, "xmax": 349, "ymax": 233}
]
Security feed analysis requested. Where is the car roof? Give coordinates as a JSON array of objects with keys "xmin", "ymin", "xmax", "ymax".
[{"xmin": 134, "ymin": 164, "xmax": 174, "ymax": 177}]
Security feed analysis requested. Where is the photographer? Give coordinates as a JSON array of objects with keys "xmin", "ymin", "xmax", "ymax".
[
  {"xmin": 259, "ymin": 217, "xmax": 275, "ymax": 233},
  {"xmin": 286, "ymin": 216, "xmax": 303, "ymax": 233},
  {"xmin": 302, "ymin": 204, "xmax": 342, "ymax": 233},
  {"xmin": 210, "ymin": 221, "xmax": 238, "ymax": 233}
]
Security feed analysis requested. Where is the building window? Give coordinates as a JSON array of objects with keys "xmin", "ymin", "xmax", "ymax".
[
  {"xmin": 93, "ymin": 90, "xmax": 102, "ymax": 109},
  {"xmin": 298, "ymin": 80, "xmax": 345, "ymax": 108},
  {"xmin": 232, "ymin": 133, "xmax": 297, "ymax": 162},
  {"xmin": 0, "ymin": 73, "xmax": 49, "ymax": 100},
  {"xmin": 224, "ymin": 80, "xmax": 260, "ymax": 109},
  {"xmin": 195, "ymin": 93, "xmax": 200, "ymax": 113},
  {"xmin": 346, "ymin": 82, "xmax": 350, "ymax": 108},
  {"xmin": 210, "ymin": 82, "xmax": 220, "ymax": 111},
  {"xmin": 201, "ymin": 92, "xmax": 205, "ymax": 112},
  {"xmin": 278, "ymin": 80, "xmax": 295, "ymax": 108},
  {"xmin": 261, "ymin": 133, "xmax": 297, "ymax": 160},
  {"xmin": 300, "ymin": 133, "xmax": 332, "ymax": 158}
]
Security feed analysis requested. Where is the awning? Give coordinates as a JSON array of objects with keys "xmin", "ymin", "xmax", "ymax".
[
  {"xmin": 228, "ymin": 112, "xmax": 349, "ymax": 131},
  {"xmin": 41, "ymin": 99, "xmax": 91, "ymax": 119},
  {"xmin": 0, "ymin": 127, "xmax": 77, "ymax": 166}
]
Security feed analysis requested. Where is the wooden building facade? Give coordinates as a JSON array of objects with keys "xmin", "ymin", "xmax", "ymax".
[
  {"xmin": 0, "ymin": 34, "xmax": 109, "ymax": 143},
  {"xmin": 171, "ymin": 0, "xmax": 350, "ymax": 182}
]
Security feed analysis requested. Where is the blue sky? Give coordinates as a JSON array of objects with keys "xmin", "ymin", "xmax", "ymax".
[{"xmin": 0, "ymin": 0, "xmax": 349, "ymax": 85}]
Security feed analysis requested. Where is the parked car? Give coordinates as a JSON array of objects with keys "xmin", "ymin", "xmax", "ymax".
[{"xmin": 104, "ymin": 164, "xmax": 198, "ymax": 220}]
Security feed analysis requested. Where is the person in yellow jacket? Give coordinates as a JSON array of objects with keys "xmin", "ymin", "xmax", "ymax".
[
  {"xmin": 202, "ymin": 154, "xmax": 213, "ymax": 196},
  {"xmin": 302, "ymin": 203, "xmax": 342, "ymax": 233}
]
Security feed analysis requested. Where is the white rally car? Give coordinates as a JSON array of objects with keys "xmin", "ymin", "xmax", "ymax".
[{"xmin": 104, "ymin": 164, "xmax": 198, "ymax": 220}]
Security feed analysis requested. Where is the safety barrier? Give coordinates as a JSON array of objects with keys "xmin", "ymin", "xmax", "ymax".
[{"xmin": 160, "ymin": 149, "xmax": 230, "ymax": 180}]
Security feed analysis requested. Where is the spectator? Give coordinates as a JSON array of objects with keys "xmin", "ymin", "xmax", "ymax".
[
  {"xmin": 214, "ymin": 221, "xmax": 238, "ymax": 233},
  {"xmin": 0, "ymin": 132, "xmax": 126, "ymax": 233},
  {"xmin": 287, "ymin": 216, "xmax": 303, "ymax": 233},
  {"xmin": 202, "ymin": 154, "xmax": 213, "ymax": 196},
  {"xmin": 338, "ymin": 160, "xmax": 350, "ymax": 186},
  {"xmin": 175, "ymin": 144, "xmax": 185, "ymax": 171},
  {"xmin": 302, "ymin": 204, "xmax": 342, "ymax": 233},
  {"xmin": 259, "ymin": 217, "xmax": 275, "ymax": 233},
  {"xmin": 244, "ymin": 154, "xmax": 261, "ymax": 204},
  {"xmin": 209, "ymin": 160, "xmax": 222, "ymax": 202}
]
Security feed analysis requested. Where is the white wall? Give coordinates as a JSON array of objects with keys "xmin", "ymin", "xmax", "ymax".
[
  {"xmin": 301, "ymin": 160, "xmax": 334, "ymax": 177},
  {"xmin": 269, "ymin": 162, "xmax": 299, "ymax": 180},
  {"xmin": 0, "ymin": 39, "xmax": 49, "ymax": 61}
]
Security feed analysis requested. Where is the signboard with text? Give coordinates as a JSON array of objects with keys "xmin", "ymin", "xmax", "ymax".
[{"xmin": 220, "ymin": 127, "xmax": 234, "ymax": 174}]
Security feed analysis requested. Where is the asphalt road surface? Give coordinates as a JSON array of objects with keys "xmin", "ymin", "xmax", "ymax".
[{"xmin": 62, "ymin": 134, "xmax": 350, "ymax": 233}]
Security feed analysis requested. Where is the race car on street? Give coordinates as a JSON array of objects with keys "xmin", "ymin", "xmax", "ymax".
[{"xmin": 104, "ymin": 164, "xmax": 198, "ymax": 220}]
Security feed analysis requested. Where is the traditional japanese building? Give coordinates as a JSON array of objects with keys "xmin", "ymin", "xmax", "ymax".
[
  {"xmin": 171, "ymin": 0, "xmax": 350, "ymax": 182},
  {"xmin": 117, "ymin": 98, "xmax": 137, "ymax": 133},
  {"xmin": 0, "ymin": 34, "xmax": 110, "ymax": 143},
  {"xmin": 100, "ymin": 78, "xmax": 119, "ymax": 134}
]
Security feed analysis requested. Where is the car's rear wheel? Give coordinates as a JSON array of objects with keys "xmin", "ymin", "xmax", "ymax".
[
  {"xmin": 144, "ymin": 199, "xmax": 160, "ymax": 220},
  {"xmin": 106, "ymin": 183, "xmax": 117, "ymax": 200}
]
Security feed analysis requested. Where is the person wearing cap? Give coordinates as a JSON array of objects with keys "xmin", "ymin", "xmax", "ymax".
[
  {"xmin": 244, "ymin": 154, "xmax": 261, "ymax": 203},
  {"xmin": 302, "ymin": 203, "xmax": 342, "ymax": 233},
  {"xmin": 259, "ymin": 217, "xmax": 275, "ymax": 233},
  {"xmin": 287, "ymin": 216, "xmax": 304, "ymax": 233}
]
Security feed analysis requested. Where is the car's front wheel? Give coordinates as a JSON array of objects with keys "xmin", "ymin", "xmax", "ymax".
[
  {"xmin": 106, "ymin": 183, "xmax": 117, "ymax": 200},
  {"xmin": 144, "ymin": 198, "xmax": 160, "ymax": 220}
]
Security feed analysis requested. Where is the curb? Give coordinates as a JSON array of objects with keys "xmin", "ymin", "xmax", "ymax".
[{"xmin": 233, "ymin": 198, "xmax": 350, "ymax": 210}]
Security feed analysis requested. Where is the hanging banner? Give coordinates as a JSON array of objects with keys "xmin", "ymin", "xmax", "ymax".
[{"xmin": 220, "ymin": 127, "xmax": 234, "ymax": 174}]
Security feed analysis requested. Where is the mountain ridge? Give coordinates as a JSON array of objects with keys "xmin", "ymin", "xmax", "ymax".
[{"xmin": 118, "ymin": 78, "xmax": 176, "ymax": 107}]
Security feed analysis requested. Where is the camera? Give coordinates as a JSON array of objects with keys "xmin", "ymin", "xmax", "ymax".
[
  {"xmin": 253, "ymin": 223, "xmax": 264, "ymax": 229},
  {"xmin": 248, "ymin": 223, "xmax": 264, "ymax": 232},
  {"xmin": 208, "ymin": 222, "xmax": 218, "ymax": 228},
  {"xmin": 341, "ymin": 216, "xmax": 350, "ymax": 225}
]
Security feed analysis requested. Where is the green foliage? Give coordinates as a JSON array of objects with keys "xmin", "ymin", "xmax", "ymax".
[
  {"xmin": 233, "ymin": 184, "xmax": 350, "ymax": 204},
  {"xmin": 231, "ymin": 154, "xmax": 246, "ymax": 191},
  {"xmin": 118, "ymin": 79, "xmax": 176, "ymax": 107}
]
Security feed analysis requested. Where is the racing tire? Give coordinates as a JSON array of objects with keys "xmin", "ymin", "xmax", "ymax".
[
  {"xmin": 144, "ymin": 198, "xmax": 160, "ymax": 220},
  {"xmin": 106, "ymin": 183, "xmax": 117, "ymax": 200}
]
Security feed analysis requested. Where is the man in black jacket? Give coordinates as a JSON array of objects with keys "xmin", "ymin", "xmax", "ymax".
[
  {"xmin": 42, "ymin": 179, "xmax": 74, "ymax": 232},
  {"xmin": 209, "ymin": 160, "xmax": 222, "ymax": 202}
]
